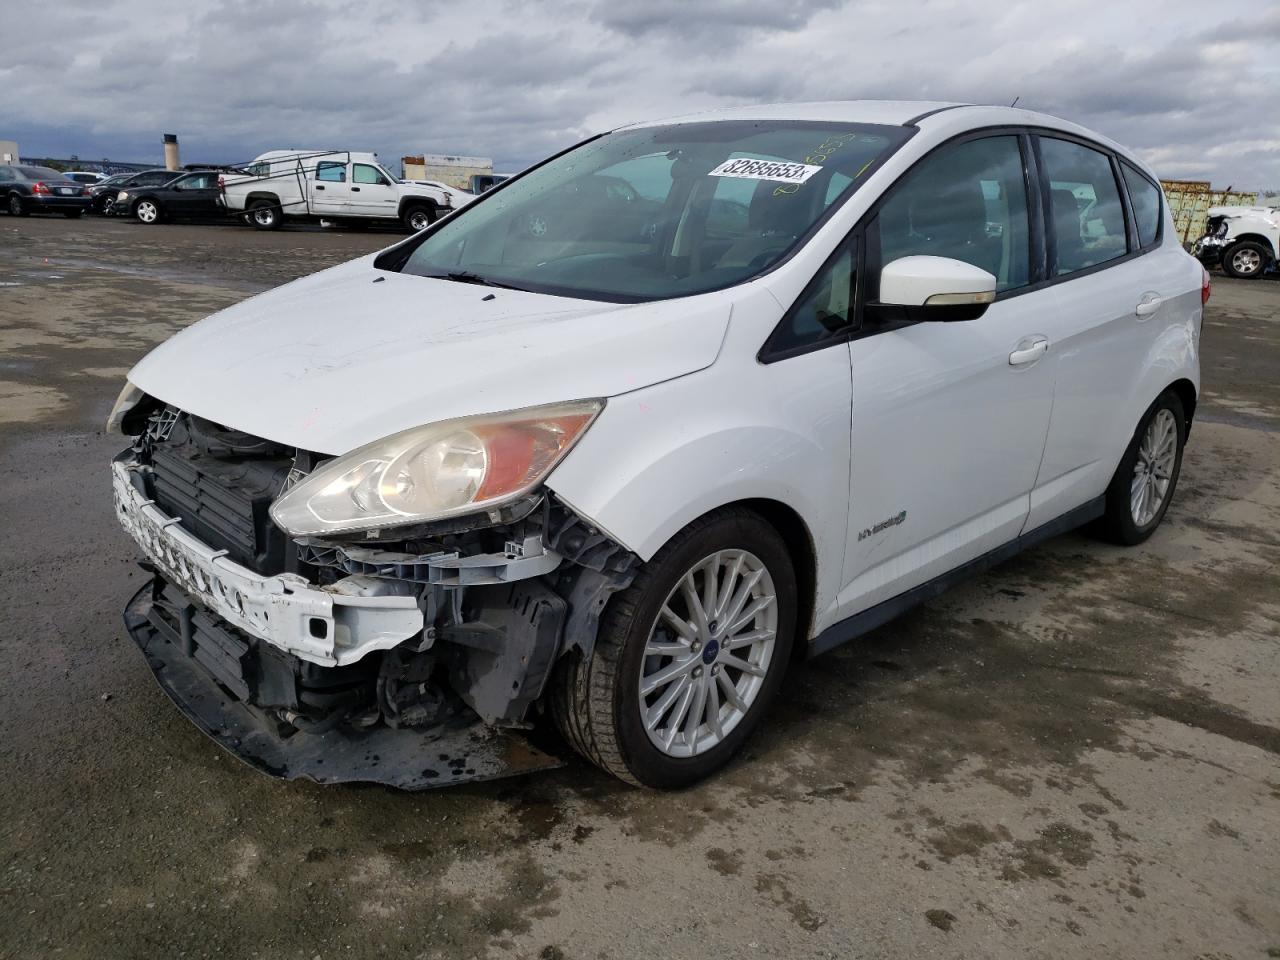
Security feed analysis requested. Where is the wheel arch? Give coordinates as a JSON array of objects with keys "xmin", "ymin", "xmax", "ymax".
[
  {"xmin": 1166, "ymin": 377, "xmax": 1197, "ymax": 433},
  {"xmin": 734, "ymin": 498, "xmax": 818, "ymax": 655},
  {"xmin": 244, "ymin": 191, "xmax": 281, "ymax": 208},
  {"xmin": 1228, "ymin": 233, "xmax": 1276, "ymax": 258},
  {"xmin": 398, "ymin": 197, "xmax": 437, "ymax": 219}
]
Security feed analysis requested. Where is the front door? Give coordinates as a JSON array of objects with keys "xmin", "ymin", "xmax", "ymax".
[
  {"xmin": 835, "ymin": 134, "xmax": 1056, "ymax": 617},
  {"xmin": 348, "ymin": 163, "xmax": 399, "ymax": 219},
  {"xmin": 168, "ymin": 172, "xmax": 219, "ymax": 219}
]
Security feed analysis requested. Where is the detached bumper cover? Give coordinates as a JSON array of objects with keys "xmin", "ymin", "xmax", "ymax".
[
  {"xmin": 112, "ymin": 457, "xmax": 423, "ymax": 666},
  {"xmin": 123, "ymin": 583, "xmax": 562, "ymax": 789}
]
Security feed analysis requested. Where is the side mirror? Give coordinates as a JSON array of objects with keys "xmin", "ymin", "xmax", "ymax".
[{"xmin": 872, "ymin": 255, "xmax": 997, "ymax": 322}]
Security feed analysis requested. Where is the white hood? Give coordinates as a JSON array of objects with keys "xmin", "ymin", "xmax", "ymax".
[{"xmin": 128, "ymin": 256, "xmax": 731, "ymax": 454}]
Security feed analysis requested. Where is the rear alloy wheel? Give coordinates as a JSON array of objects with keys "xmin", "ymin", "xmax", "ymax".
[
  {"xmin": 134, "ymin": 199, "xmax": 160, "ymax": 224},
  {"xmin": 1221, "ymin": 240, "xmax": 1268, "ymax": 279},
  {"xmin": 403, "ymin": 204, "xmax": 436, "ymax": 232},
  {"xmin": 8, "ymin": 194, "xmax": 26, "ymax": 216},
  {"xmin": 550, "ymin": 508, "xmax": 796, "ymax": 788},
  {"xmin": 1098, "ymin": 390, "xmax": 1186, "ymax": 545},
  {"xmin": 248, "ymin": 199, "xmax": 283, "ymax": 230}
]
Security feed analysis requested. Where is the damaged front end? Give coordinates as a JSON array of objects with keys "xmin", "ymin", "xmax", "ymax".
[{"xmin": 113, "ymin": 405, "xmax": 636, "ymax": 788}]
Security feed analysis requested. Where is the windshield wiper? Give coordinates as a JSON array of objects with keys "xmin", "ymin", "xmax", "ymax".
[{"xmin": 428, "ymin": 270, "xmax": 527, "ymax": 291}]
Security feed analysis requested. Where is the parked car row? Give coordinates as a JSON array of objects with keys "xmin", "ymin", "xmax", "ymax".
[{"xmin": 4, "ymin": 151, "xmax": 476, "ymax": 233}]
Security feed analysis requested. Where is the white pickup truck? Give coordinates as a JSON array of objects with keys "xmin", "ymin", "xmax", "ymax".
[{"xmin": 218, "ymin": 150, "xmax": 473, "ymax": 231}]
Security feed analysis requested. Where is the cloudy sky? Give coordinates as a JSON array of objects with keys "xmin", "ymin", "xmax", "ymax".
[{"xmin": 4, "ymin": 0, "xmax": 1277, "ymax": 188}]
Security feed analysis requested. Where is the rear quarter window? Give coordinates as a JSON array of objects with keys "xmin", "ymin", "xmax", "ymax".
[{"xmin": 1121, "ymin": 162, "xmax": 1162, "ymax": 249}]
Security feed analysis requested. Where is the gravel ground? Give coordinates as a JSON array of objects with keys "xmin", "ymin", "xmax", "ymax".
[{"xmin": 1, "ymin": 214, "xmax": 1277, "ymax": 960}]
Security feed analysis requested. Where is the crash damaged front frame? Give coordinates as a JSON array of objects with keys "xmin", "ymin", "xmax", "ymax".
[
  {"xmin": 124, "ymin": 581, "xmax": 563, "ymax": 788},
  {"xmin": 112, "ymin": 412, "xmax": 639, "ymax": 789}
]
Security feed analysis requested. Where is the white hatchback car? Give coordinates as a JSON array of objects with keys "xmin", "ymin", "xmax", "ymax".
[{"xmin": 110, "ymin": 101, "xmax": 1205, "ymax": 789}]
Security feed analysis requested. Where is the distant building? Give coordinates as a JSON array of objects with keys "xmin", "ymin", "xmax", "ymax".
[
  {"xmin": 0, "ymin": 140, "xmax": 18, "ymax": 163},
  {"xmin": 402, "ymin": 153, "xmax": 494, "ymax": 192}
]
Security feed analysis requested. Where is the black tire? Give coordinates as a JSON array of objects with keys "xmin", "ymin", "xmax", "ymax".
[
  {"xmin": 549, "ymin": 507, "xmax": 797, "ymax": 788},
  {"xmin": 8, "ymin": 193, "xmax": 27, "ymax": 216},
  {"xmin": 1097, "ymin": 390, "xmax": 1186, "ymax": 545},
  {"xmin": 247, "ymin": 199, "xmax": 283, "ymax": 230},
  {"xmin": 402, "ymin": 203, "xmax": 436, "ymax": 232},
  {"xmin": 62, "ymin": 210, "xmax": 84, "ymax": 218},
  {"xmin": 1220, "ymin": 240, "xmax": 1269, "ymax": 279}
]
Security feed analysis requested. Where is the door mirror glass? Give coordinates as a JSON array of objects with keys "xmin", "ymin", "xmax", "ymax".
[{"xmin": 874, "ymin": 255, "xmax": 996, "ymax": 322}]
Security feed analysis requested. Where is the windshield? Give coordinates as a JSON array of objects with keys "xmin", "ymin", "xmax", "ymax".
[{"xmin": 389, "ymin": 120, "xmax": 912, "ymax": 301}]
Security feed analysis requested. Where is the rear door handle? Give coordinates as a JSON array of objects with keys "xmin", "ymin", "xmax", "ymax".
[
  {"xmin": 1135, "ymin": 292, "xmax": 1165, "ymax": 319},
  {"xmin": 351, "ymin": 187, "xmax": 361, "ymax": 192},
  {"xmin": 314, "ymin": 184, "xmax": 325, "ymax": 191},
  {"xmin": 1009, "ymin": 335, "xmax": 1050, "ymax": 366}
]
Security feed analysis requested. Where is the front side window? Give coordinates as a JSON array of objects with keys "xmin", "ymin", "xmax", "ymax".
[
  {"xmin": 180, "ymin": 173, "xmax": 214, "ymax": 189},
  {"xmin": 870, "ymin": 136, "xmax": 1031, "ymax": 293},
  {"xmin": 315, "ymin": 161, "xmax": 346, "ymax": 183},
  {"xmin": 1121, "ymin": 162, "xmax": 1162, "ymax": 249},
  {"xmin": 767, "ymin": 241, "xmax": 856, "ymax": 357},
  {"xmin": 389, "ymin": 120, "xmax": 913, "ymax": 302},
  {"xmin": 353, "ymin": 164, "xmax": 387, "ymax": 185},
  {"xmin": 1039, "ymin": 137, "xmax": 1128, "ymax": 275}
]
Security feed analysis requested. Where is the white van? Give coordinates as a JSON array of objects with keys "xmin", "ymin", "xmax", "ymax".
[{"xmin": 110, "ymin": 101, "xmax": 1206, "ymax": 790}]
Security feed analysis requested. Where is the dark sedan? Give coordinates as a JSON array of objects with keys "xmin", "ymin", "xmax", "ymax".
[
  {"xmin": 118, "ymin": 170, "xmax": 227, "ymax": 224},
  {"xmin": 102, "ymin": 168, "xmax": 185, "ymax": 216},
  {"xmin": 0, "ymin": 165, "xmax": 91, "ymax": 217},
  {"xmin": 88, "ymin": 173, "xmax": 135, "ymax": 214}
]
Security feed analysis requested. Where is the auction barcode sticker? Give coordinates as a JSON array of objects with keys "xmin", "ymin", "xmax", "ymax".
[{"xmin": 709, "ymin": 157, "xmax": 822, "ymax": 184}]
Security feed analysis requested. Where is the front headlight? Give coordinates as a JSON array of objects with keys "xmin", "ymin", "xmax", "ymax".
[
  {"xmin": 270, "ymin": 400, "xmax": 602, "ymax": 537},
  {"xmin": 106, "ymin": 381, "xmax": 145, "ymax": 434},
  {"xmin": 116, "ymin": 191, "xmax": 129, "ymax": 201}
]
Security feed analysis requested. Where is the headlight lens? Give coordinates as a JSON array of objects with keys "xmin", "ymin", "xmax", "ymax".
[
  {"xmin": 270, "ymin": 400, "xmax": 602, "ymax": 537},
  {"xmin": 105, "ymin": 381, "xmax": 145, "ymax": 434},
  {"xmin": 117, "ymin": 191, "xmax": 129, "ymax": 200}
]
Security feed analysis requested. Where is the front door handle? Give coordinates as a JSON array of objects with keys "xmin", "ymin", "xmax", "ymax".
[
  {"xmin": 1009, "ymin": 335, "xmax": 1050, "ymax": 366},
  {"xmin": 351, "ymin": 187, "xmax": 361, "ymax": 192},
  {"xmin": 1135, "ymin": 291, "xmax": 1165, "ymax": 319}
]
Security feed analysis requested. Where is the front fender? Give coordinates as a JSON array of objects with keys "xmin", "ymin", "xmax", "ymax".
[{"xmin": 546, "ymin": 320, "xmax": 853, "ymax": 635}]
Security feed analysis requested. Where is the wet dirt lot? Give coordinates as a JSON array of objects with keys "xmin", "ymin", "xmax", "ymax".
[{"xmin": 1, "ymin": 214, "xmax": 1277, "ymax": 960}]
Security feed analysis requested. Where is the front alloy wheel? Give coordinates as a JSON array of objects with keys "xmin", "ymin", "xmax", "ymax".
[
  {"xmin": 639, "ymin": 550, "xmax": 778, "ymax": 758},
  {"xmin": 550, "ymin": 507, "xmax": 796, "ymax": 788},
  {"xmin": 1222, "ymin": 241, "xmax": 1267, "ymax": 279},
  {"xmin": 134, "ymin": 200, "xmax": 159, "ymax": 224}
]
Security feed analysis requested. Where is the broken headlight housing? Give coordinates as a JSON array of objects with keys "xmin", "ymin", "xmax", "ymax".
[{"xmin": 270, "ymin": 400, "xmax": 602, "ymax": 537}]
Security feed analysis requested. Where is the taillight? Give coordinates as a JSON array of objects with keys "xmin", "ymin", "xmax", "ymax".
[
  {"xmin": 31, "ymin": 182, "xmax": 50, "ymax": 195},
  {"xmin": 1201, "ymin": 267, "xmax": 1211, "ymax": 305},
  {"xmin": 81, "ymin": 186, "xmax": 91, "ymax": 196},
  {"xmin": 217, "ymin": 174, "xmax": 225, "ymax": 193}
]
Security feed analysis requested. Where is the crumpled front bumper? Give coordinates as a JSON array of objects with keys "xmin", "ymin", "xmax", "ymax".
[
  {"xmin": 112, "ymin": 457, "xmax": 423, "ymax": 666},
  {"xmin": 123, "ymin": 582, "xmax": 562, "ymax": 789}
]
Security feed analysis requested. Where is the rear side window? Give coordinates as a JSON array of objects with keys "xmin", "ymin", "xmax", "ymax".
[
  {"xmin": 1121, "ymin": 162, "xmax": 1162, "ymax": 249},
  {"xmin": 1038, "ymin": 138, "xmax": 1128, "ymax": 275},
  {"xmin": 870, "ymin": 136, "xmax": 1031, "ymax": 292},
  {"xmin": 316, "ymin": 162, "xmax": 346, "ymax": 182}
]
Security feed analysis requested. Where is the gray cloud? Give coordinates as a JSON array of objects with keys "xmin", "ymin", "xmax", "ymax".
[{"xmin": 1, "ymin": 0, "xmax": 1276, "ymax": 188}]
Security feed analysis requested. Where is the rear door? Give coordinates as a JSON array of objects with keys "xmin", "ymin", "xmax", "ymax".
[
  {"xmin": 348, "ymin": 162, "xmax": 399, "ymax": 219},
  {"xmin": 1024, "ymin": 136, "xmax": 1175, "ymax": 529},
  {"xmin": 835, "ymin": 134, "xmax": 1057, "ymax": 618},
  {"xmin": 309, "ymin": 159, "xmax": 350, "ymax": 215}
]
